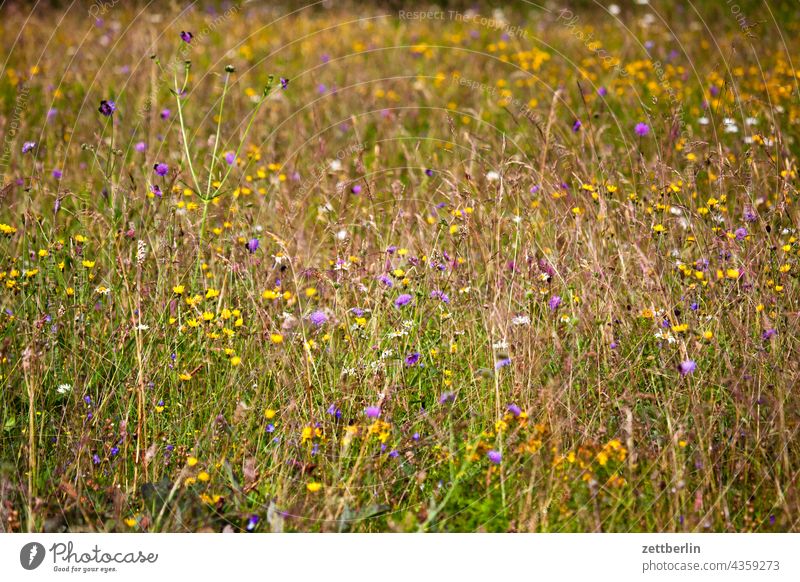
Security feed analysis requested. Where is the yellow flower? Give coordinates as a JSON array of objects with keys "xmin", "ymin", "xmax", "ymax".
[
  {"xmin": 304, "ymin": 287, "xmax": 317, "ymax": 298},
  {"xmin": 230, "ymin": 356, "xmax": 242, "ymax": 366},
  {"xmin": 0, "ymin": 223, "xmax": 18, "ymax": 235},
  {"xmin": 38, "ymin": 249, "xmax": 49, "ymax": 258},
  {"xmin": 725, "ymin": 268, "xmax": 740, "ymax": 279},
  {"xmin": 197, "ymin": 471, "xmax": 210, "ymax": 482},
  {"xmin": 306, "ymin": 482, "xmax": 322, "ymax": 493},
  {"xmin": 82, "ymin": 260, "xmax": 95, "ymax": 268},
  {"xmin": 187, "ymin": 456, "xmax": 198, "ymax": 467},
  {"xmin": 264, "ymin": 409, "xmax": 277, "ymax": 420},
  {"xmin": 124, "ymin": 517, "xmax": 137, "ymax": 527},
  {"xmin": 173, "ymin": 285, "xmax": 185, "ymax": 295},
  {"xmin": 652, "ymin": 224, "xmax": 666, "ymax": 234},
  {"xmin": 270, "ymin": 333, "xmax": 284, "ymax": 344}
]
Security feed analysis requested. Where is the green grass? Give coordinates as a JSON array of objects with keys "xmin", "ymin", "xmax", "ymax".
[{"xmin": 0, "ymin": 1, "xmax": 798, "ymax": 532}]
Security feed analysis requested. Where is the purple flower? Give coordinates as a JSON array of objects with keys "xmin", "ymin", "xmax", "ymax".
[
  {"xmin": 487, "ymin": 450, "xmax": 502, "ymax": 464},
  {"xmin": 246, "ymin": 515, "xmax": 259, "ymax": 532},
  {"xmin": 52, "ymin": 169, "xmax": 62, "ymax": 180},
  {"xmin": 280, "ymin": 77, "xmax": 289, "ymax": 90},
  {"xmin": 110, "ymin": 446, "xmax": 119, "ymax": 456},
  {"xmin": 507, "ymin": 403, "xmax": 521, "ymax": 417},
  {"xmin": 734, "ymin": 227, "xmax": 748, "ymax": 241},
  {"xmin": 326, "ymin": 404, "xmax": 342, "ymax": 419},
  {"xmin": 351, "ymin": 184, "xmax": 362, "ymax": 194},
  {"xmin": 309, "ymin": 310, "xmax": 328, "ymax": 326},
  {"xmin": 134, "ymin": 141, "xmax": 147, "ymax": 152},
  {"xmin": 98, "ymin": 100, "xmax": 116, "ymax": 116},
  {"xmin": 678, "ymin": 360, "xmax": 697, "ymax": 377},
  {"xmin": 265, "ymin": 423, "xmax": 275, "ymax": 433},
  {"xmin": 762, "ymin": 328, "xmax": 777, "ymax": 340},
  {"xmin": 246, "ymin": 238, "xmax": 259, "ymax": 253},
  {"xmin": 548, "ymin": 295, "xmax": 562, "ymax": 311},
  {"xmin": 430, "ymin": 290, "xmax": 450, "ymax": 303},
  {"xmin": 572, "ymin": 119, "xmax": 582, "ymax": 132},
  {"xmin": 180, "ymin": 31, "xmax": 193, "ymax": 43},
  {"xmin": 439, "ymin": 391, "xmax": 455, "ymax": 404},
  {"xmin": 150, "ymin": 184, "xmax": 162, "ymax": 198},
  {"xmin": 743, "ymin": 205, "xmax": 757, "ymax": 222},
  {"xmin": 425, "ymin": 168, "xmax": 434, "ymax": 177},
  {"xmin": 92, "ymin": 454, "xmax": 101, "ymax": 465},
  {"xmin": 388, "ymin": 449, "xmax": 399, "ymax": 459},
  {"xmin": 378, "ymin": 274, "xmax": 393, "ymax": 288},
  {"xmin": 22, "ymin": 141, "xmax": 36, "ymax": 153},
  {"xmin": 224, "ymin": 151, "xmax": 236, "ymax": 165},
  {"xmin": 495, "ymin": 358, "xmax": 511, "ymax": 370},
  {"xmin": 412, "ymin": 432, "xmax": 420, "ymax": 441},
  {"xmin": 365, "ymin": 406, "xmax": 381, "ymax": 419},
  {"xmin": 160, "ymin": 108, "xmax": 171, "ymax": 120},
  {"xmin": 404, "ymin": 352, "xmax": 421, "ymax": 366},
  {"xmin": 597, "ymin": 86, "xmax": 608, "ymax": 97},
  {"xmin": 154, "ymin": 163, "xmax": 169, "ymax": 176},
  {"xmin": 635, "ymin": 122, "xmax": 650, "ymax": 136},
  {"xmin": 394, "ymin": 293, "xmax": 412, "ymax": 307}
]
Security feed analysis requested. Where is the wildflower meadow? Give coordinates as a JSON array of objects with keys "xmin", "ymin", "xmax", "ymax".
[{"xmin": 0, "ymin": 0, "xmax": 798, "ymax": 534}]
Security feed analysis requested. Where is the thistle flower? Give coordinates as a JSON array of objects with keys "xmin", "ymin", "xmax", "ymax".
[
  {"xmin": 365, "ymin": 406, "xmax": 381, "ymax": 419},
  {"xmin": 507, "ymin": 403, "xmax": 521, "ymax": 417},
  {"xmin": 635, "ymin": 122, "xmax": 650, "ymax": 136},
  {"xmin": 160, "ymin": 108, "xmax": 171, "ymax": 120},
  {"xmin": 98, "ymin": 100, "xmax": 116, "ymax": 116},
  {"xmin": 154, "ymin": 163, "xmax": 169, "ymax": 176},
  {"xmin": 548, "ymin": 295, "xmax": 562, "ymax": 311},
  {"xmin": 134, "ymin": 141, "xmax": 147, "ymax": 152},
  {"xmin": 487, "ymin": 450, "xmax": 502, "ymax": 464}
]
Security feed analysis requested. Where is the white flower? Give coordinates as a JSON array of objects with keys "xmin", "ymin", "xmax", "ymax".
[
  {"xmin": 485, "ymin": 171, "xmax": 500, "ymax": 182},
  {"xmin": 512, "ymin": 315, "xmax": 531, "ymax": 326},
  {"xmin": 329, "ymin": 159, "xmax": 343, "ymax": 172},
  {"xmin": 697, "ymin": 116, "xmax": 709, "ymax": 125},
  {"xmin": 56, "ymin": 383, "xmax": 72, "ymax": 395},
  {"xmin": 609, "ymin": 4, "xmax": 621, "ymax": 16}
]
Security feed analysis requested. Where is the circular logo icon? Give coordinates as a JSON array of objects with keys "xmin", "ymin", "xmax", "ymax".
[{"xmin": 20, "ymin": 542, "xmax": 46, "ymax": 570}]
